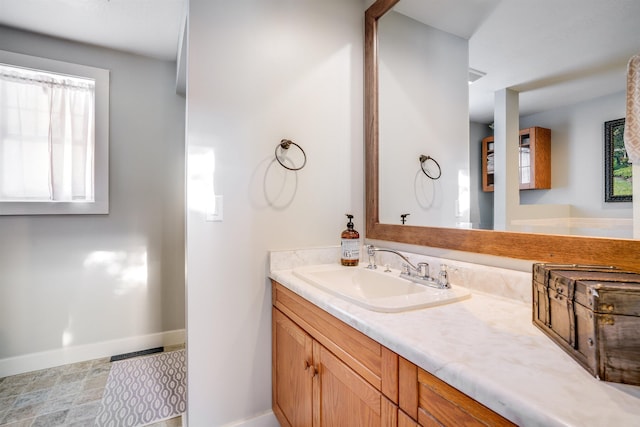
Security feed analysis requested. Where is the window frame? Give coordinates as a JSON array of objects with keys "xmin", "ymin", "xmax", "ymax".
[{"xmin": 0, "ymin": 49, "xmax": 109, "ymax": 215}]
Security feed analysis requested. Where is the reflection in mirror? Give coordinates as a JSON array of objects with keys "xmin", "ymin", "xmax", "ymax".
[
  {"xmin": 377, "ymin": 0, "xmax": 640, "ymax": 239},
  {"xmin": 365, "ymin": 0, "xmax": 640, "ymax": 271},
  {"xmin": 378, "ymin": 9, "xmax": 469, "ymax": 229}
]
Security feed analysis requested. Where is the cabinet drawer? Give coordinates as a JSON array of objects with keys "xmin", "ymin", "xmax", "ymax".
[
  {"xmin": 399, "ymin": 357, "xmax": 515, "ymax": 426},
  {"xmin": 417, "ymin": 368, "xmax": 515, "ymax": 427},
  {"xmin": 273, "ymin": 281, "xmax": 398, "ymax": 401}
]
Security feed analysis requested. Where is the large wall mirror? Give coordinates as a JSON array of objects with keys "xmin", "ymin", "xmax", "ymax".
[{"xmin": 365, "ymin": 0, "xmax": 640, "ymax": 271}]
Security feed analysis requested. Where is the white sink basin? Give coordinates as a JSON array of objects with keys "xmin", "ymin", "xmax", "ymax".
[{"xmin": 292, "ymin": 264, "xmax": 471, "ymax": 313}]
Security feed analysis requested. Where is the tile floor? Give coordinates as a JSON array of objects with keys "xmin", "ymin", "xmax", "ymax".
[{"xmin": 0, "ymin": 346, "xmax": 184, "ymax": 427}]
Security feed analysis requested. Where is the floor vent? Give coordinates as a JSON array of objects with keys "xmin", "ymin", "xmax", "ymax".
[{"xmin": 110, "ymin": 347, "xmax": 164, "ymax": 362}]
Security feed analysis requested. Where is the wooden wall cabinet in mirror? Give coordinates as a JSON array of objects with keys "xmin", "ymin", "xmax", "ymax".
[
  {"xmin": 481, "ymin": 136, "xmax": 495, "ymax": 192},
  {"xmin": 481, "ymin": 127, "xmax": 551, "ymax": 192},
  {"xmin": 365, "ymin": 0, "xmax": 639, "ymax": 272}
]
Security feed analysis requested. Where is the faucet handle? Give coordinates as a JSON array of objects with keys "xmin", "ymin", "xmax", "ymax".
[
  {"xmin": 417, "ymin": 262, "xmax": 429, "ymax": 279},
  {"xmin": 438, "ymin": 264, "xmax": 449, "ymax": 288},
  {"xmin": 366, "ymin": 245, "xmax": 377, "ymax": 269},
  {"xmin": 401, "ymin": 263, "xmax": 411, "ymax": 275}
]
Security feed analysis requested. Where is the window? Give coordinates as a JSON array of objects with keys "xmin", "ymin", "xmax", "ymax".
[{"xmin": 0, "ymin": 50, "xmax": 109, "ymax": 215}]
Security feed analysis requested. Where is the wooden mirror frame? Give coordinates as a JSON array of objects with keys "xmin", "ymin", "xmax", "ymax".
[{"xmin": 364, "ymin": 0, "xmax": 640, "ymax": 271}]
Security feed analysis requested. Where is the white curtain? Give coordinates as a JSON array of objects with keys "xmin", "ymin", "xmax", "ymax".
[{"xmin": 0, "ymin": 65, "xmax": 95, "ymax": 202}]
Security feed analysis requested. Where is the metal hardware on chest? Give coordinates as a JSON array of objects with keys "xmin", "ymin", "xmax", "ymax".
[
  {"xmin": 599, "ymin": 304, "xmax": 615, "ymax": 313},
  {"xmin": 599, "ymin": 316, "xmax": 615, "ymax": 326}
]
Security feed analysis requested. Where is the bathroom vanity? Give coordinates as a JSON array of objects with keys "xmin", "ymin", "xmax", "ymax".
[
  {"xmin": 269, "ymin": 249, "xmax": 640, "ymax": 427},
  {"xmin": 272, "ymin": 281, "xmax": 513, "ymax": 426}
]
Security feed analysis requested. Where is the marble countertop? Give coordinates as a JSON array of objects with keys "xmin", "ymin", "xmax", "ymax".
[{"xmin": 269, "ymin": 265, "xmax": 640, "ymax": 427}]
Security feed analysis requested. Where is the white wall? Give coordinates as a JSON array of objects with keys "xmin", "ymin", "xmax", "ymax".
[
  {"xmin": 469, "ymin": 121, "xmax": 493, "ymax": 229},
  {"xmin": 378, "ymin": 11, "xmax": 469, "ymax": 228},
  {"xmin": 185, "ymin": 0, "xmax": 364, "ymax": 424},
  {"xmin": 0, "ymin": 26, "xmax": 186, "ymax": 374},
  {"xmin": 520, "ymin": 91, "xmax": 632, "ymax": 219}
]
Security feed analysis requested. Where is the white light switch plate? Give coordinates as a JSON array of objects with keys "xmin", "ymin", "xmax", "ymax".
[{"xmin": 205, "ymin": 195, "xmax": 223, "ymax": 222}]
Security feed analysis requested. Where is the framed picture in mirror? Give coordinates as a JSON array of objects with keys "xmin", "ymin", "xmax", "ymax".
[{"xmin": 605, "ymin": 118, "xmax": 633, "ymax": 202}]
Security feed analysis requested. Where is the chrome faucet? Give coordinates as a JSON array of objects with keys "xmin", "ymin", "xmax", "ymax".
[{"xmin": 366, "ymin": 245, "xmax": 447, "ymax": 288}]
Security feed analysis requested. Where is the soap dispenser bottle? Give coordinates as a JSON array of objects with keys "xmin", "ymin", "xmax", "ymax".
[{"xmin": 341, "ymin": 214, "xmax": 360, "ymax": 266}]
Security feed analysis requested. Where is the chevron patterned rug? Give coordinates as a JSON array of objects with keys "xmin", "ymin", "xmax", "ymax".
[{"xmin": 95, "ymin": 349, "xmax": 186, "ymax": 427}]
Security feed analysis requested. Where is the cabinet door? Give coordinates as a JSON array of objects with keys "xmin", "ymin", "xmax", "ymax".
[
  {"xmin": 398, "ymin": 411, "xmax": 420, "ymax": 427},
  {"xmin": 314, "ymin": 342, "xmax": 396, "ymax": 427},
  {"xmin": 273, "ymin": 309, "xmax": 314, "ymax": 427},
  {"xmin": 519, "ymin": 127, "xmax": 551, "ymax": 190},
  {"xmin": 399, "ymin": 357, "xmax": 514, "ymax": 427},
  {"xmin": 415, "ymin": 369, "xmax": 515, "ymax": 427}
]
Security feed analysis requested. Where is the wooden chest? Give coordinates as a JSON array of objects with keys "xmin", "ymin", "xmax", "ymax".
[{"xmin": 532, "ymin": 263, "xmax": 640, "ymax": 385}]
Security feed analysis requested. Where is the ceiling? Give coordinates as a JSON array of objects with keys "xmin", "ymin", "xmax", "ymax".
[
  {"xmin": 1, "ymin": 0, "xmax": 638, "ymax": 122},
  {"xmin": 0, "ymin": 0, "xmax": 186, "ymax": 61},
  {"xmin": 396, "ymin": 0, "xmax": 640, "ymax": 123}
]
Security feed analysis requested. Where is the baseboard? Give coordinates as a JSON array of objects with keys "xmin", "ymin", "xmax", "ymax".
[
  {"xmin": 220, "ymin": 410, "xmax": 279, "ymax": 427},
  {"xmin": 0, "ymin": 329, "xmax": 185, "ymax": 378}
]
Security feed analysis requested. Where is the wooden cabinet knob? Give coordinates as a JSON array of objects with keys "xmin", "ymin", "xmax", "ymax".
[{"xmin": 304, "ymin": 360, "xmax": 318, "ymax": 376}]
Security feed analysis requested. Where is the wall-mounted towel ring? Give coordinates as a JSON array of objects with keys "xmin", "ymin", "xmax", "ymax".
[
  {"xmin": 419, "ymin": 155, "xmax": 441, "ymax": 180},
  {"xmin": 275, "ymin": 139, "xmax": 307, "ymax": 171}
]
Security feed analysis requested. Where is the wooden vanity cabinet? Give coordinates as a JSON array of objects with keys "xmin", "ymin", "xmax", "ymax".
[
  {"xmin": 482, "ymin": 126, "xmax": 551, "ymax": 192},
  {"xmin": 273, "ymin": 280, "xmax": 515, "ymax": 426},
  {"xmin": 398, "ymin": 357, "xmax": 515, "ymax": 427},
  {"xmin": 272, "ymin": 281, "xmax": 398, "ymax": 427}
]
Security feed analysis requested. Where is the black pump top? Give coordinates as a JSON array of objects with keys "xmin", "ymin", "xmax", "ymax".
[{"xmin": 345, "ymin": 214, "xmax": 354, "ymax": 229}]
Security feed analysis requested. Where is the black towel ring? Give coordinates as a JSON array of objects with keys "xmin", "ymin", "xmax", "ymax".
[
  {"xmin": 275, "ymin": 139, "xmax": 307, "ymax": 171},
  {"xmin": 419, "ymin": 155, "xmax": 441, "ymax": 180}
]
